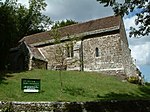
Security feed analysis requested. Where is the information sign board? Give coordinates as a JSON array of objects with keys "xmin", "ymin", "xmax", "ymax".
[{"xmin": 21, "ymin": 79, "xmax": 40, "ymax": 93}]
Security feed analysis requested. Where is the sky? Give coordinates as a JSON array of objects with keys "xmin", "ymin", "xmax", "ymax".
[{"xmin": 17, "ymin": 0, "xmax": 150, "ymax": 82}]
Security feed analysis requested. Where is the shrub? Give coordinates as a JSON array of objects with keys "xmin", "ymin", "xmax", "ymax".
[{"xmin": 127, "ymin": 76, "xmax": 139, "ymax": 84}]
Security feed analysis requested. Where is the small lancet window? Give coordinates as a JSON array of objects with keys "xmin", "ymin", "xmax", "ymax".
[
  {"xmin": 71, "ymin": 45, "xmax": 74, "ymax": 57},
  {"xmin": 95, "ymin": 47, "xmax": 99, "ymax": 57},
  {"xmin": 66, "ymin": 44, "xmax": 74, "ymax": 58},
  {"xmin": 67, "ymin": 46, "xmax": 70, "ymax": 57}
]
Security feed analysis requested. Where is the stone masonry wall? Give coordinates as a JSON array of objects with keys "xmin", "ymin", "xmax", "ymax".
[
  {"xmin": 9, "ymin": 42, "xmax": 30, "ymax": 71},
  {"xmin": 32, "ymin": 59, "xmax": 47, "ymax": 69},
  {"xmin": 39, "ymin": 41, "xmax": 81, "ymax": 70},
  {"xmin": 119, "ymin": 20, "xmax": 137, "ymax": 77},
  {"xmin": 120, "ymin": 40, "xmax": 137, "ymax": 77},
  {"xmin": 36, "ymin": 25, "xmax": 137, "ymax": 78},
  {"xmin": 39, "ymin": 43, "xmax": 65, "ymax": 70},
  {"xmin": 83, "ymin": 34, "xmax": 125, "ymax": 75},
  {"xmin": 1, "ymin": 100, "xmax": 150, "ymax": 112}
]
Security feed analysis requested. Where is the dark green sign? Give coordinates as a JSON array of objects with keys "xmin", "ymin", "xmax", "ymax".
[{"xmin": 21, "ymin": 79, "xmax": 41, "ymax": 93}]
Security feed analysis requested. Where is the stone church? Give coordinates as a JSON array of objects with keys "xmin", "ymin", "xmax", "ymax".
[{"xmin": 10, "ymin": 16, "xmax": 138, "ymax": 78}]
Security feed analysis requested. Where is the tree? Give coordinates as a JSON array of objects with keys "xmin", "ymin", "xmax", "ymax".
[
  {"xmin": 51, "ymin": 20, "xmax": 79, "ymax": 88},
  {"xmin": 51, "ymin": 29, "xmax": 72, "ymax": 92},
  {"xmin": 51, "ymin": 19, "xmax": 78, "ymax": 29},
  {"xmin": 0, "ymin": 0, "xmax": 18, "ymax": 70},
  {"xmin": 50, "ymin": 28, "xmax": 81, "ymax": 94},
  {"xmin": 0, "ymin": 0, "xmax": 51, "ymax": 70},
  {"xmin": 97, "ymin": 0, "xmax": 150, "ymax": 37}
]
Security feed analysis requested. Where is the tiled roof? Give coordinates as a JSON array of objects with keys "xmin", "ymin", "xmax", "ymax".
[
  {"xmin": 30, "ymin": 47, "xmax": 47, "ymax": 61},
  {"xmin": 21, "ymin": 16, "xmax": 121, "ymax": 45}
]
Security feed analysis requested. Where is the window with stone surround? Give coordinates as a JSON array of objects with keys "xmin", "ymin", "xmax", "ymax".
[
  {"xmin": 95, "ymin": 47, "xmax": 99, "ymax": 57},
  {"xmin": 66, "ymin": 44, "xmax": 74, "ymax": 58}
]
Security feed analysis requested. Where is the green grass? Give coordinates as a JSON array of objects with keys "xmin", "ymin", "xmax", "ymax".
[{"xmin": 0, "ymin": 69, "xmax": 150, "ymax": 102}]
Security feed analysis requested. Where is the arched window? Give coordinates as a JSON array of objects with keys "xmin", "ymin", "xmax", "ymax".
[{"xmin": 95, "ymin": 47, "xmax": 99, "ymax": 57}]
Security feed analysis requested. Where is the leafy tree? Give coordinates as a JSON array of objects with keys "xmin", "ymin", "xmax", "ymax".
[
  {"xmin": 0, "ymin": 0, "xmax": 51, "ymax": 70},
  {"xmin": 0, "ymin": 0, "xmax": 18, "ymax": 70},
  {"xmin": 51, "ymin": 19, "xmax": 78, "ymax": 29},
  {"xmin": 50, "ymin": 28, "xmax": 81, "ymax": 93},
  {"xmin": 51, "ymin": 29, "xmax": 72, "ymax": 93},
  {"xmin": 97, "ymin": 0, "xmax": 150, "ymax": 37}
]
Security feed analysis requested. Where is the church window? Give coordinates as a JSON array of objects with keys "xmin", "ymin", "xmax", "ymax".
[
  {"xmin": 67, "ymin": 44, "xmax": 74, "ymax": 58},
  {"xmin": 71, "ymin": 45, "xmax": 74, "ymax": 57},
  {"xmin": 67, "ymin": 46, "xmax": 70, "ymax": 57},
  {"xmin": 95, "ymin": 47, "xmax": 99, "ymax": 57}
]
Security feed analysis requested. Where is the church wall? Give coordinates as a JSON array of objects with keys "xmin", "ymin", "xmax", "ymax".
[
  {"xmin": 39, "ymin": 41, "xmax": 81, "ymax": 71},
  {"xmin": 120, "ymin": 40, "xmax": 137, "ymax": 77},
  {"xmin": 39, "ymin": 44, "xmax": 62, "ymax": 70},
  {"xmin": 32, "ymin": 58, "xmax": 47, "ymax": 69},
  {"xmin": 82, "ymin": 33, "xmax": 125, "ymax": 75},
  {"xmin": 31, "ymin": 30, "xmax": 137, "ymax": 78},
  {"xmin": 32, "ymin": 20, "xmax": 137, "ymax": 78},
  {"xmin": 9, "ymin": 42, "xmax": 30, "ymax": 71},
  {"xmin": 119, "ymin": 21, "xmax": 137, "ymax": 77}
]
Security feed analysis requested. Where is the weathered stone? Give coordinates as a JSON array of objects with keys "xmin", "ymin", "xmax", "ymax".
[
  {"xmin": 10, "ymin": 16, "xmax": 139, "ymax": 78},
  {"xmin": 0, "ymin": 101, "xmax": 150, "ymax": 112}
]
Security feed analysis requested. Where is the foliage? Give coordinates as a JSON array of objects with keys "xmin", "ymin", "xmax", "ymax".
[
  {"xmin": 0, "ymin": 0, "xmax": 51, "ymax": 70},
  {"xmin": 50, "ymin": 28, "xmax": 76, "ymax": 93},
  {"xmin": 51, "ymin": 19, "xmax": 78, "ymax": 29},
  {"xmin": 51, "ymin": 29, "xmax": 67, "ymax": 67},
  {"xmin": 97, "ymin": 0, "xmax": 150, "ymax": 37},
  {"xmin": 127, "ymin": 76, "xmax": 140, "ymax": 84},
  {"xmin": 0, "ymin": 69, "xmax": 150, "ymax": 101}
]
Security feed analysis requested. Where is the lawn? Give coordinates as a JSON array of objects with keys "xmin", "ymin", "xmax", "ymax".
[{"xmin": 0, "ymin": 69, "xmax": 150, "ymax": 101}]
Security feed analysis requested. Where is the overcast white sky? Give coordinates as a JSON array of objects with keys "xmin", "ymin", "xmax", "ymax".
[{"xmin": 15, "ymin": 0, "xmax": 150, "ymax": 81}]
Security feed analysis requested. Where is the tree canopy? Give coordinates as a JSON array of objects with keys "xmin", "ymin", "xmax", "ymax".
[
  {"xmin": 97, "ymin": 0, "xmax": 150, "ymax": 37},
  {"xmin": 0, "ymin": 0, "xmax": 51, "ymax": 70},
  {"xmin": 51, "ymin": 19, "xmax": 78, "ymax": 29}
]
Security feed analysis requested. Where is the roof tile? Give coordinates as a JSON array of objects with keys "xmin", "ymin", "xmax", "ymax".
[{"xmin": 22, "ymin": 16, "xmax": 121, "ymax": 45}]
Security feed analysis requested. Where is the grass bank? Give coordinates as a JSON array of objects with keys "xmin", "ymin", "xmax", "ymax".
[{"xmin": 0, "ymin": 69, "xmax": 150, "ymax": 101}]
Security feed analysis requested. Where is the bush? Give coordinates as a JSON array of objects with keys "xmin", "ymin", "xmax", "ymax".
[{"xmin": 127, "ymin": 76, "xmax": 139, "ymax": 84}]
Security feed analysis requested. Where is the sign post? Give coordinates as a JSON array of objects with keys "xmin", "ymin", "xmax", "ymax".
[{"xmin": 21, "ymin": 79, "xmax": 41, "ymax": 93}]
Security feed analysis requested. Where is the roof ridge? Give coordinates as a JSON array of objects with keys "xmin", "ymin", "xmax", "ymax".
[
  {"xmin": 21, "ymin": 15, "xmax": 121, "ymax": 45},
  {"xmin": 22, "ymin": 15, "xmax": 120, "ymax": 39},
  {"xmin": 56, "ymin": 15, "xmax": 119, "ymax": 30}
]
